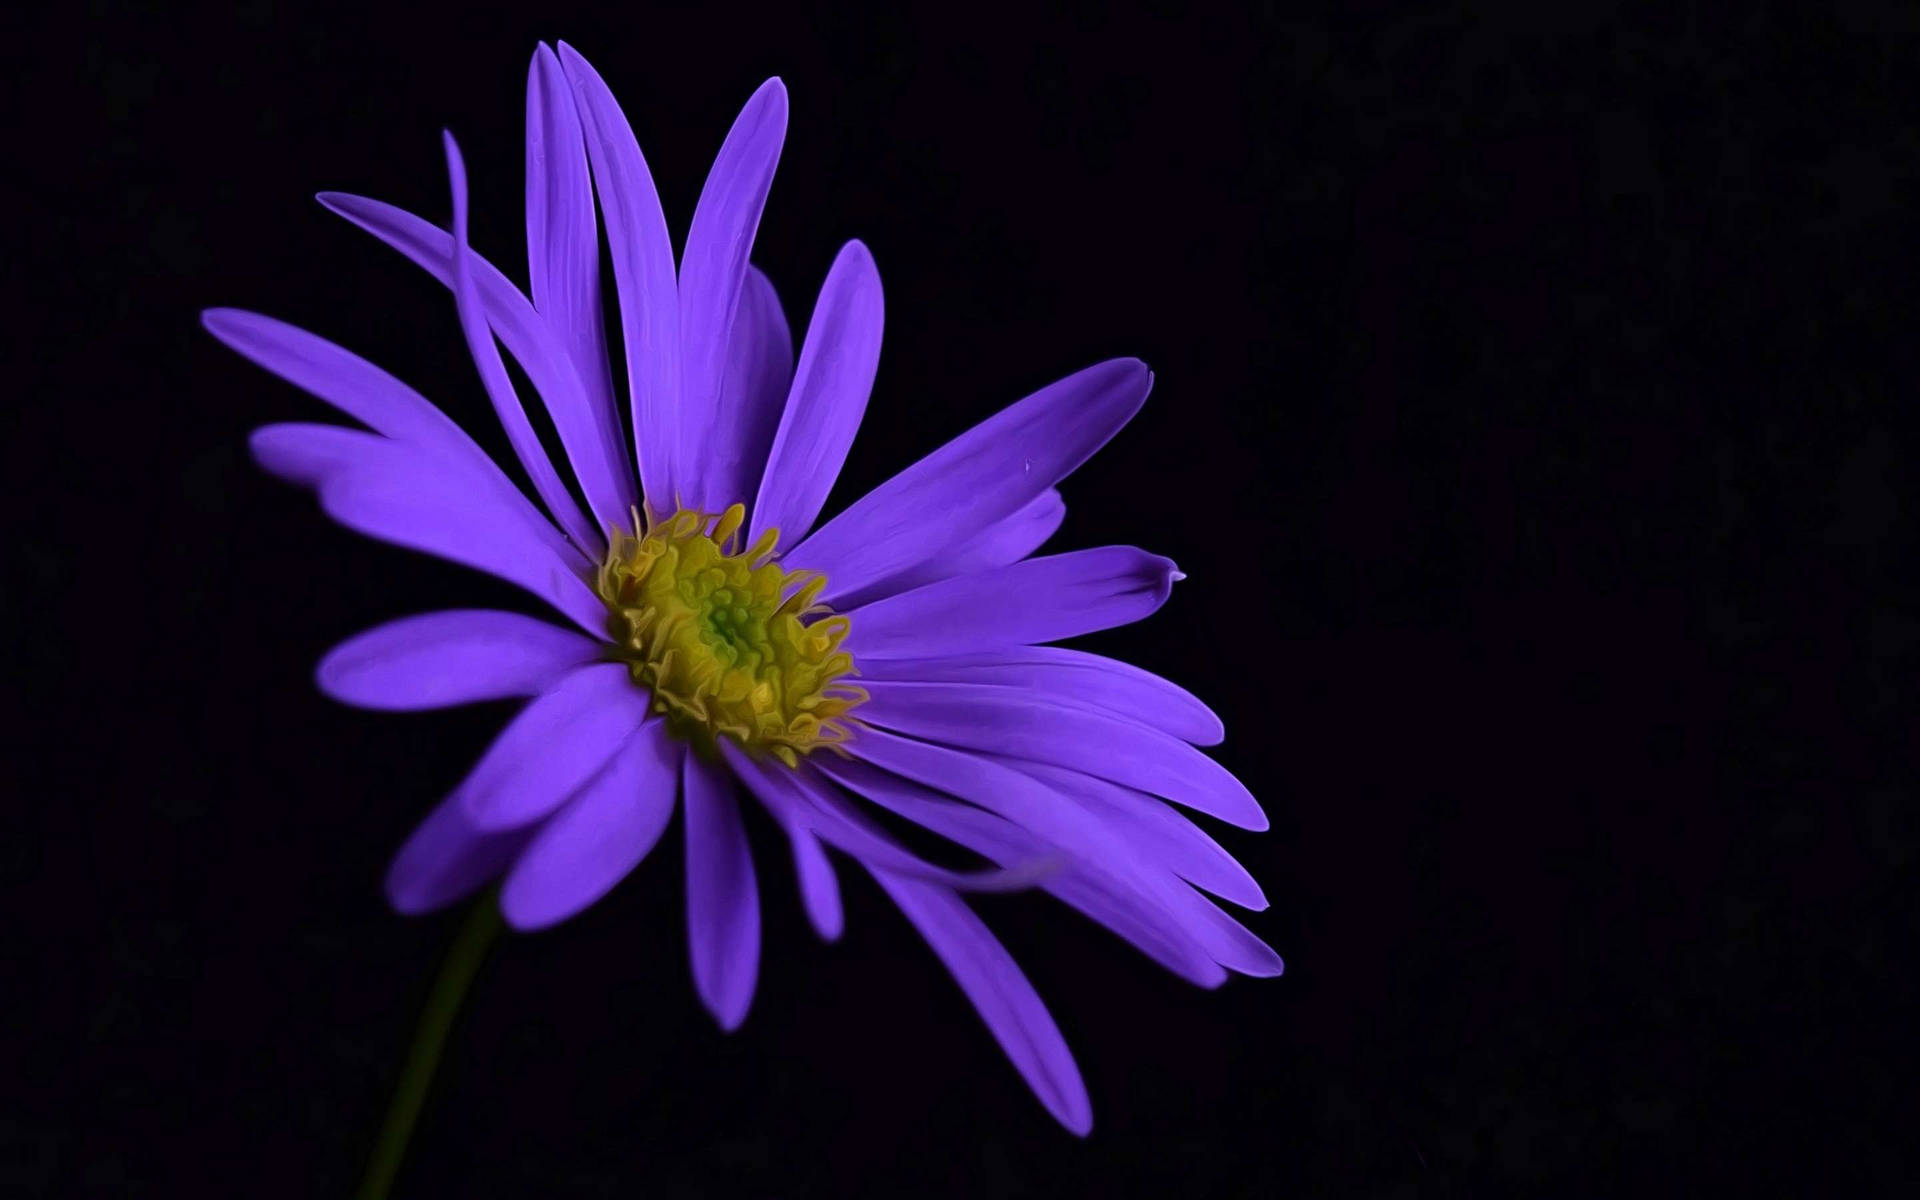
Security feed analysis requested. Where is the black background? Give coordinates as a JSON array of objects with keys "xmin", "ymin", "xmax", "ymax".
[{"xmin": 14, "ymin": 2, "xmax": 1918, "ymax": 1195}]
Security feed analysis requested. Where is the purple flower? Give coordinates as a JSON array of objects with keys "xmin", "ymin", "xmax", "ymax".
[{"xmin": 205, "ymin": 41, "xmax": 1278, "ymax": 1134}]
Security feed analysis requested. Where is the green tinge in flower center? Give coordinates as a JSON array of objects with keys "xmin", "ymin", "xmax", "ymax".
[{"xmin": 595, "ymin": 503, "xmax": 865, "ymax": 765}]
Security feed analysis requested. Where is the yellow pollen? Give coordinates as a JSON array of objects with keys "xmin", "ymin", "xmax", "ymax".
[{"xmin": 595, "ymin": 503, "xmax": 865, "ymax": 765}]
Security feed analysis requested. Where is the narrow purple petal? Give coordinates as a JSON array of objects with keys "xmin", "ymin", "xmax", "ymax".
[
  {"xmin": 253, "ymin": 418, "xmax": 581, "ymax": 576},
  {"xmin": 857, "ymin": 682, "xmax": 1267, "ymax": 830},
  {"xmin": 385, "ymin": 792, "xmax": 532, "ymax": 915},
  {"xmin": 500, "ymin": 721, "xmax": 681, "ymax": 930},
  {"xmin": 454, "ymin": 663, "xmax": 655, "ymax": 831},
  {"xmin": 558, "ymin": 42, "xmax": 682, "ymax": 519},
  {"xmin": 820, "ymin": 755, "xmax": 1226, "ymax": 987},
  {"xmin": 249, "ymin": 422, "xmax": 378, "ymax": 487},
  {"xmin": 684, "ymin": 753, "xmax": 761, "ymax": 1031},
  {"xmin": 317, "ymin": 191, "xmax": 635, "ymax": 537},
  {"xmin": 942, "ymin": 486, "xmax": 1065, "ymax": 570},
  {"xmin": 861, "ymin": 645, "xmax": 1224, "ymax": 747},
  {"xmin": 525, "ymin": 43, "xmax": 622, "ymax": 462},
  {"xmin": 860, "ymin": 744, "xmax": 1276, "ymax": 976},
  {"xmin": 317, "ymin": 610, "xmax": 603, "ymax": 711},
  {"xmin": 216, "ymin": 314, "xmax": 589, "ymax": 587},
  {"xmin": 309, "ymin": 437, "xmax": 607, "ymax": 636},
  {"xmin": 840, "ymin": 728, "xmax": 1134, "ymax": 864},
  {"xmin": 749, "ymin": 240, "xmax": 883, "ymax": 544},
  {"xmin": 723, "ymin": 745, "xmax": 1048, "ymax": 892},
  {"xmin": 1173, "ymin": 885, "xmax": 1285, "ymax": 977},
  {"xmin": 860, "ymin": 760, "xmax": 1275, "ymax": 979},
  {"xmin": 784, "ymin": 823, "xmax": 843, "ymax": 942},
  {"xmin": 788, "ymin": 358, "xmax": 1151, "ymax": 605},
  {"xmin": 443, "ymin": 133, "xmax": 600, "ymax": 553},
  {"xmin": 846, "ymin": 547, "xmax": 1180, "ymax": 660},
  {"xmin": 867, "ymin": 868, "xmax": 1093, "ymax": 1135},
  {"xmin": 1014, "ymin": 761, "xmax": 1266, "ymax": 909},
  {"xmin": 204, "ymin": 309, "xmax": 490, "ymax": 464},
  {"xmin": 712, "ymin": 267, "xmax": 795, "ymax": 520},
  {"xmin": 830, "ymin": 487, "xmax": 1064, "ymax": 611},
  {"xmin": 678, "ymin": 78, "xmax": 789, "ymax": 514}
]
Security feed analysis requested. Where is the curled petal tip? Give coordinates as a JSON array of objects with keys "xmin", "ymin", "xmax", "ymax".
[{"xmin": 313, "ymin": 191, "xmax": 363, "ymax": 221}]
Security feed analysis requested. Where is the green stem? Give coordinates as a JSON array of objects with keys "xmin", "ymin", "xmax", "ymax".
[{"xmin": 357, "ymin": 894, "xmax": 505, "ymax": 1200}]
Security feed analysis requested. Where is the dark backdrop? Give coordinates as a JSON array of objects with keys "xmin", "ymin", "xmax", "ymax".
[{"xmin": 15, "ymin": 2, "xmax": 1916, "ymax": 1195}]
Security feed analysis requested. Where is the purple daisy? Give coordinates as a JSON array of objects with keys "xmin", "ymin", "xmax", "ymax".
[{"xmin": 206, "ymin": 42, "xmax": 1278, "ymax": 1135}]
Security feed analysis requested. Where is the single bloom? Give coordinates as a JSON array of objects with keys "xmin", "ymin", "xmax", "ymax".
[{"xmin": 206, "ymin": 41, "xmax": 1280, "ymax": 1134}]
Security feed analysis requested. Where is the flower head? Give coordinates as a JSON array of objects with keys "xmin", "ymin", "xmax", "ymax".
[
  {"xmin": 596, "ymin": 503, "xmax": 864, "ymax": 763},
  {"xmin": 206, "ymin": 41, "xmax": 1278, "ymax": 1134}
]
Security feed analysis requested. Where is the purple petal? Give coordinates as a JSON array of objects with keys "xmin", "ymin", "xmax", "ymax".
[
  {"xmin": 723, "ymin": 745, "xmax": 1047, "ymax": 892},
  {"xmin": 784, "ymin": 823, "xmax": 843, "ymax": 942},
  {"xmin": 219, "ymin": 316, "xmax": 589, "ymax": 586},
  {"xmin": 860, "ymin": 743, "xmax": 1276, "ymax": 976},
  {"xmin": 943, "ymin": 487, "xmax": 1064, "ymax": 569},
  {"xmin": 788, "ymin": 358, "xmax": 1151, "ymax": 605},
  {"xmin": 525, "ymin": 43, "xmax": 622, "ymax": 468},
  {"xmin": 385, "ymin": 792, "xmax": 532, "ymax": 915},
  {"xmin": 309, "ymin": 437, "xmax": 607, "ymax": 636},
  {"xmin": 204, "ymin": 309, "xmax": 491, "ymax": 464},
  {"xmin": 249, "ymin": 422, "xmax": 379, "ymax": 487},
  {"xmin": 858, "ymin": 682, "xmax": 1267, "ymax": 830},
  {"xmin": 749, "ymin": 240, "xmax": 883, "ymax": 544},
  {"xmin": 1172, "ymin": 885, "xmax": 1285, "ymax": 977},
  {"xmin": 860, "ymin": 645, "xmax": 1224, "ymax": 746},
  {"xmin": 316, "ymin": 190, "xmax": 635, "ymax": 538},
  {"xmin": 867, "ymin": 868, "xmax": 1092, "ymax": 1135},
  {"xmin": 846, "ymin": 547, "xmax": 1181, "ymax": 660},
  {"xmin": 830, "ymin": 744, "xmax": 1273, "ymax": 981},
  {"xmin": 684, "ymin": 753, "xmax": 761, "ymax": 1031},
  {"xmin": 875, "ymin": 764, "xmax": 1274, "ymax": 980},
  {"xmin": 500, "ymin": 721, "xmax": 681, "ymax": 930},
  {"xmin": 253, "ymin": 418, "xmax": 579, "ymax": 573},
  {"xmin": 317, "ymin": 610, "xmax": 603, "ymax": 711},
  {"xmin": 830, "ymin": 488, "xmax": 1064, "ymax": 611},
  {"xmin": 820, "ymin": 755, "xmax": 1226, "ymax": 987},
  {"xmin": 454, "ymin": 663, "xmax": 655, "ymax": 831},
  {"xmin": 558, "ymin": 42, "xmax": 682, "ymax": 519},
  {"xmin": 1014, "ymin": 762, "xmax": 1266, "ymax": 910},
  {"xmin": 841, "ymin": 729, "xmax": 1131, "ymax": 863},
  {"xmin": 443, "ymin": 132, "xmax": 600, "ymax": 553},
  {"xmin": 678, "ymin": 78, "xmax": 789, "ymax": 515},
  {"xmin": 711, "ymin": 267, "xmax": 795, "ymax": 521}
]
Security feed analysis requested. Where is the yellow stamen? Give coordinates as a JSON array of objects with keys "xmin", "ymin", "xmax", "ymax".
[{"xmin": 595, "ymin": 504, "xmax": 865, "ymax": 764}]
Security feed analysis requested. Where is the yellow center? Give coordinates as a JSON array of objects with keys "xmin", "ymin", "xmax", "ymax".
[{"xmin": 595, "ymin": 503, "xmax": 864, "ymax": 765}]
